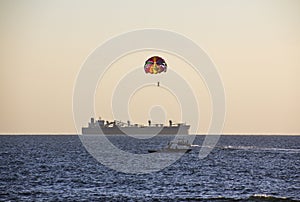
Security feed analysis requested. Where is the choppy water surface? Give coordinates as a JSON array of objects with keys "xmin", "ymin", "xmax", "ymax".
[{"xmin": 0, "ymin": 135, "xmax": 299, "ymax": 201}]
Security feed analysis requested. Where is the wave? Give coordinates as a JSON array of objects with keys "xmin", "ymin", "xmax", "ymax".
[
  {"xmin": 247, "ymin": 194, "xmax": 296, "ymax": 201},
  {"xmin": 95, "ymin": 194, "xmax": 298, "ymax": 201}
]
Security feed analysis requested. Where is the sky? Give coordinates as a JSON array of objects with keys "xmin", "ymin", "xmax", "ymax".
[{"xmin": 0, "ymin": 0, "xmax": 299, "ymax": 134}]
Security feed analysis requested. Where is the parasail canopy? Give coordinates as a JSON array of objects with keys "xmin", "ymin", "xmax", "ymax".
[{"xmin": 144, "ymin": 56, "xmax": 167, "ymax": 74}]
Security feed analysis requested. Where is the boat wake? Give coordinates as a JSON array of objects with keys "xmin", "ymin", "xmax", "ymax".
[
  {"xmin": 191, "ymin": 144, "xmax": 200, "ymax": 147},
  {"xmin": 219, "ymin": 145, "xmax": 300, "ymax": 153}
]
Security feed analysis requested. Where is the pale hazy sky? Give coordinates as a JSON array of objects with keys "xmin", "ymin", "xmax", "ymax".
[{"xmin": 0, "ymin": 0, "xmax": 299, "ymax": 134}]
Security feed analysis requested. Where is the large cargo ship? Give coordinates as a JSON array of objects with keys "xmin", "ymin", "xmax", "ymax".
[{"xmin": 82, "ymin": 117, "xmax": 190, "ymax": 135}]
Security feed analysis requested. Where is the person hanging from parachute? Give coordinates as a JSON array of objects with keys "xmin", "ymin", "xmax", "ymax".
[{"xmin": 144, "ymin": 56, "xmax": 167, "ymax": 87}]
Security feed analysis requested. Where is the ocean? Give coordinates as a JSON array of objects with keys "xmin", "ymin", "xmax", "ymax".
[{"xmin": 0, "ymin": 135, "xmax": 299, "ymax": 201}]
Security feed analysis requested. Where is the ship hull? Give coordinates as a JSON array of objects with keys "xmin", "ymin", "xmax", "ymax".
[
  {"xmin": 148, "ymin": 149, "xmax": 192, "ymax": 153},
  {"xmin": 82, "ymin": 125, "xmax": 189, "ymax": 135}
]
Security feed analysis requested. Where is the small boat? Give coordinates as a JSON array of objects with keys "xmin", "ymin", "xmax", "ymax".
[{"xmin": 148, "ymin": 139, "xmax": 192, "ymax": 153}]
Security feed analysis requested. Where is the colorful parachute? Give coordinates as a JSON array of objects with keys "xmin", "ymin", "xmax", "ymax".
[{"xmin": 144, "ymin": 56, "xmax": 167, "ymax": 74}]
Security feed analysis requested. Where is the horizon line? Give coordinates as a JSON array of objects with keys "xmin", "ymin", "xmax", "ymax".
[{"xmin": 0, "ymin": 133, "xmax": 299, "ymax": 136}]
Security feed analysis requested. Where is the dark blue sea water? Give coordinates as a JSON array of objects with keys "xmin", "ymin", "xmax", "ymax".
[{"xmin": 0, "ymin": 135, "xmax": 299, "ymax": 201}]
